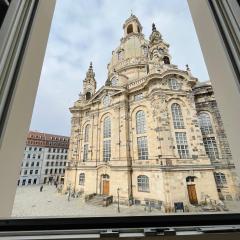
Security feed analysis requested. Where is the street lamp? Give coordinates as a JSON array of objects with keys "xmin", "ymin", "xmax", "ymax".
[{"xmin": 117, "ymin": 187, "xmax": 120, "ymax": 213}]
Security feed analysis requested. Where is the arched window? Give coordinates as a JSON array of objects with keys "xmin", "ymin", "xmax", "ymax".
[
  {"xmin": 198, "ymin": 112, "xmax": 213, "ymax": 135},
  {"xmin": 136, "ymin": 110, "xmax": 146, "ymax": 134},
  {"xmin": 86, "ymin": 92, "xmax": 91, "ymax": 100},
  {"xmin": 117, "ymin": 50, "xmax": 124, "ymax": 61},
  {"xmin": 111, "ymin": 77, "xmax": 118, "ymax": 86},
  {"xmin": 169, "ymin": 78, "xmax": 180, "ymax": 90},
  {"xmin": 163, "ymin": 56, "xmax": 170, "ymax": 64},
  {"xmin": 103, "ymin": 117, "xmax": 111, "ymax": 138},
  {"xmin": 79, "ymin": 173, "xmax": 85, "ymax": 185},
  {"xmin": 171, "ymin": 103, "xmax": 184, "ymax": 129},
  {"xmin": 143, "ymin": 46, "xmax": 148, "ymax": 57},
  {"xmin": 127, "ymin": 24, "xmax": 133, "ymax": 34},
  {"xmin": 214, "ymin": 172, "xmax": 227, "ymax": 185},
  {"xmin": 84, "ymin": 125, "xmax": 90, "ymax": 142},
  {"xmin": 137, "ymin": 175, "xmax": 149, "ymax": 192},
  {"xmin": 103, "ymin": 117, "xmax": 111, "ymax": 161},
  {"xmin": 103, "ymin": 95, "xmax": 110, "ymax": 107}
]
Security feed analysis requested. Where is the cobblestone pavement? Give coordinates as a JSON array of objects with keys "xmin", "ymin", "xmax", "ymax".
[
  {"xmin": 12, "ymin": 185, "xmax": 240, "ymax": 218},
  {"xmin": 11, "ymin": 185, "xmax": 162, "ymax": 217}
]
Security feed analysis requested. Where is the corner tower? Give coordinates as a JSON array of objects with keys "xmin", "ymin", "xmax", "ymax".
[
  {"xmin": 149, "ymin": 23, "xmax": 171, "ymax": 64},
  {"xmin": 83, "ymin": 62, "xmax": 96, "ymax": 100}
]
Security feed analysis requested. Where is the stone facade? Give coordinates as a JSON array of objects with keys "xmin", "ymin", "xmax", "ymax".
[{"xmin": 64, "ymin": 15, "xmax": 240, "ymax": 209}]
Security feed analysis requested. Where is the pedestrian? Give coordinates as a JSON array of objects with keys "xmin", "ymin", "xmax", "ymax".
[
  {"xmin": 40, "ymin": 185, "xmax": 43, "ymax": 192},
  {"xmin": 68, "ymin": 190, "xmax": 71, "ymax": 201}
]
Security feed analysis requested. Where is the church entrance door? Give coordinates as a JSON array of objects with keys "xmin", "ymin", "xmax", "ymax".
[
  {"xmin": 187, "ymin": 184, "xmax": 198, "ymax": 204},
  {"xmin": 102, "ymin": 180, "xmax": 109, "ymax": 195},
  {"xmin": 101, "ymin": 174, "xmax": 110, "ymax": 196}
]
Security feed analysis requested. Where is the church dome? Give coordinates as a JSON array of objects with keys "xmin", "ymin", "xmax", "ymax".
[{"xmin": 108, "ymin": 14, "xmax": 149, "ymax": 77}]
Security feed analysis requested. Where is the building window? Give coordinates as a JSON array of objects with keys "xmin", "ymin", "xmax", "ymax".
[
  {"xmin": 47, "ymin": 154, "xmax": 50, "ymax": 159},
  {"xmin": 54, "ymin": 169, "xmax": 57, "ymax": 174},
  {"xmin": 28, "ymin": 179, "xmax": 32, "ymax": 184},
  {"xmin": 214, "ymin": 172, "xmax": 227, "ymax": 186},
  {"xmin": 24, "ymin": 170, "xmax": 27, "ymax": 175},
  {"xmin": 103, "ymin": 140, "xmax": 111, "ymax": 161},
  {"xmin": 79, "ymin": 173, "xmax": 85, "ymax": 185},
  {"xmin": 45, "ymin": 169, "xmax": 48, "ymax": 174},
  {"xmin": 175, "ymin": 132, "xmax": 190, "ymax": 159},
  {"xmin": 84, "ymin": 124, "xmax": 90, "ymax": 142},
  {"xmin": 64, "ymin": 162, "xmax": 66, "ymax": 166},
  {"xmin": 103, "ymin": 95, "xmax": 110, "ymax": 107},
  {"xmin": 134, "ymin": 93, "xmax": 143, "ymax": 101},
  {"xmin": 143, "ymin": 46, "xmax": 148, "ymax": 57},
  {"xmin": 51, "ymin": 162, "xmax": 54, "ymax": 166},
  {"xmin": 30, "ymin": 170, "xmax": 33, "ymax": 175},
  {"xmin": 169, "ymin": 79, "xmax": 180, "ymax": 90},
  {"xmin": 117, "ymin": 50, "xmax": 124, "ymax": 60},
  {"xmin": 33, "ymin": 179, "xmax": 37, "ymax": 184},
  {"xmin": 25, "ymin": 162, "xmax": 29, "ymax": 167},
  {"xmin": 31, "ymin": 162, "xmax": 34, "ymax": 167},
  {"xmin": 27, "ymin": 154, "xmax": 30, "ymax": 159},
  {"xmin": 36, "ymin": 162, "xmax": 39, "ymax": 167},
  {"xmin": 83, "ymin": 144, "xmax": 88, "ymax": 161},
  {"xmin": 137, "ymin": 136, "xmax": 148, "ymax": 160},
  {"xmin": 137, "ymin": 175, "xmax": 149, "ymax": 192},
  {"xmin": 65, "ymin": 155, "xmax": 67, "ymax": 160},
  {"xmin": 60, "ymin": 162, "xmax": 62, "ymax": 166},
  {"xmin": 32, "ymin": 154, "xmax": 36, "ymax": 159},
  {"xmin": 56, "ymin": 162, "xmax": 58, "ymax": 166},
  {"xmin": 171, "ymin": 103, "xmax": 184, "ymax": 129},
  {"xmin": 136, "ymin": 110, "xmax": 146, "ymax": 134},
  {"xmin": 52, "ymin": 155, "xmax": 55, "ymax": 160},
  {"xmin": 48, "ymin": 148, "xmax": 51, "ymax": 152},
  {"xmin": 163, "ymin": 56, "xmax": 170, "ymax": 64},
  {"xmin": 111, "ymin": 77, "xmax": 118, "ymax": 86},
  {"xmin": 198, "ymin": 112, "xmax": 213, "ymax": 135},
  {"xmin": 203, "ymin": 137, "xmax": 219, "ymax": 160},
  {"xmin": 127, "ymin": 24, "xmax": 133, "ymax": 34},
  {"xmin": 38, "ymin": 154, "xmax": 41, "ymax": 159},
  {"xmin": 35, "ymin": 170, "xmax": 38, "ymax": 174},
  {"xmin": 59, "ymin": 169, "xmax": 62, "ymax": 174},
  {"xmin": 50, "ymin": 169, "xmax": 53, "ymax": 174},
  {"xmin": 103, "ymin": 116, "xmax": 111, "ymax": 138}
]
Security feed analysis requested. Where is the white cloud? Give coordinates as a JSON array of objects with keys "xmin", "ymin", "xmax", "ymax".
[{"xmin": 30, "ymin": 0, "xmax": 209, "ymax": 136}]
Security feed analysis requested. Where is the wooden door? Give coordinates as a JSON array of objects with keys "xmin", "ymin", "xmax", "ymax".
[
  {"xmin": 187, "ymin": 184, "xmax": 198, "ymax": 204},
  {"xmin": 102, "ymin": 180, "xmax": 109, "ymax": 195}
]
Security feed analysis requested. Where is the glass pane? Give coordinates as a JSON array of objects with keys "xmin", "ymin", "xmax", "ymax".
[{"xmin": 12, "ymin": 0, "xmax": 240, "ymax": 219}]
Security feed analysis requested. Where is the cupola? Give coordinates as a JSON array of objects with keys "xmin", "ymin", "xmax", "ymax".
[{"xmin": 123, "ymin": 14, "xmax": 142, "ymax": 37}]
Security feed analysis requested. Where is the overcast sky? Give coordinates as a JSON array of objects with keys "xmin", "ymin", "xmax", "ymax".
[{"xmin": 30, "ymin": 0, "xmax": 209, "ymax": 137}]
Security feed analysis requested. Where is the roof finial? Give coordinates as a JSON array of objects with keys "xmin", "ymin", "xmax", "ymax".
[
  {"xmin": 89, "ymin": 61, "xmax": 93, "ymax": 69},
  {"xmin": 130, "ymin": 9, "xmax": 133, "ymax": 16},
  {"xmin": 152, "ymin": 23, "xmax": 156, "ymax": 32},
  {"xmin": 186, "ymin": 64, "xmax": 190, "ymax": 71}
]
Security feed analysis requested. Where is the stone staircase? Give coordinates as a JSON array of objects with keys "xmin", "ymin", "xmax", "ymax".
[{"xmin": 86, "ymin": 194, "xmax": 113, "ymax": 207}]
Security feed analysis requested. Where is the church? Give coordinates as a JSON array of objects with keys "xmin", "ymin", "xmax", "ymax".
[{"xmin": 64, "ymin": 14, "xmax": 239, "ymax": 209}]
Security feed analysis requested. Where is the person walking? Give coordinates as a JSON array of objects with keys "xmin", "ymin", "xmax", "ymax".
[{"xmin": 40, "ymin": 185, "xmax": 43, "ymax": 192}]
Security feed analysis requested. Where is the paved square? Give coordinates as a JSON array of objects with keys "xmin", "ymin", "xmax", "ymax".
[{"xmin": 11, "ymin": 185, "xmax": 162, "ymax": 217}]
